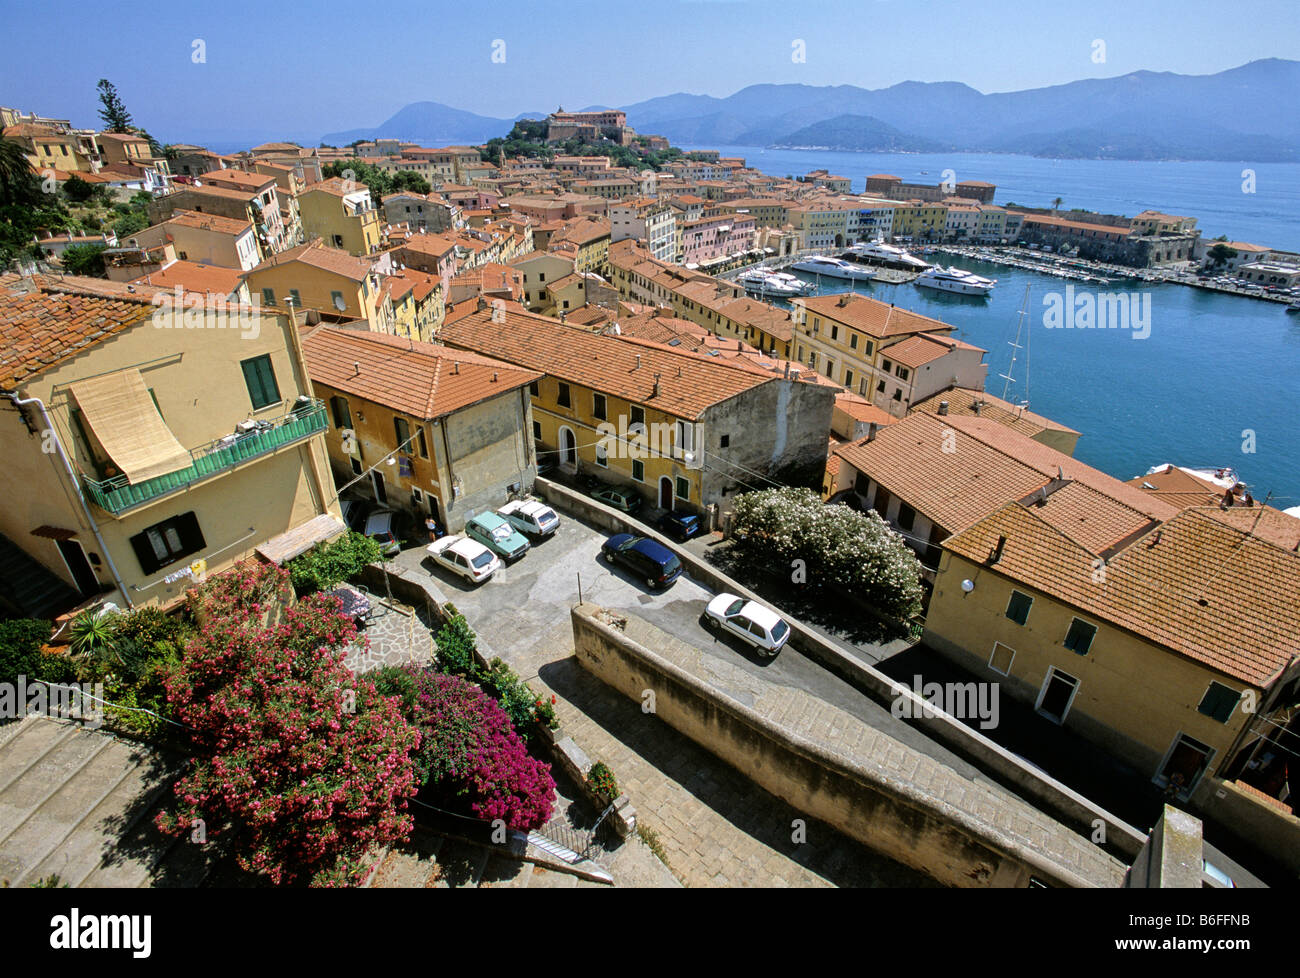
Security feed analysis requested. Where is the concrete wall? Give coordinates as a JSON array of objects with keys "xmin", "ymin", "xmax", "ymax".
[
  {"xmin": 534, "ymin": 477, "xmax": 1146, "ymax": 860},
  {"xmin": 571, "ymin": 602, "xmax": 1121, "ymax": 887},
  {"xmin": 1197, "ymin": 779, "xmax": 1300, "ymax": 877}
]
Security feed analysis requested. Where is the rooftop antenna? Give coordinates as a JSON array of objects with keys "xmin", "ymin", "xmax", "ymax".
[{"xmin": 999, "ymin": 284, "xmax": 1031, "ymax": 405}]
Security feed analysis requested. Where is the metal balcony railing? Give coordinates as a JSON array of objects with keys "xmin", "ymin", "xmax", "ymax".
[{"xmin": 82, "ymin": 400, "xmax": 327, "ymax": 515}]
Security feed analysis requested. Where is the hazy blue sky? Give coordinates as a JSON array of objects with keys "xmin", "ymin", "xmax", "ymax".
[{"xmin": 4, "ymin": 0, "xmax": 1296, "ymax": 143}]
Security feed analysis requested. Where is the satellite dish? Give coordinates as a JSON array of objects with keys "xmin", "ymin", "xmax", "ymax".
[{"xmin": 333, "ymin": 294, "xmax": 347, "ymax": 312}]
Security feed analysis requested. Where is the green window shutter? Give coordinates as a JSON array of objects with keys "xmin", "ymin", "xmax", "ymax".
[
  {"xmin": 241, "ymin": 355, "xmax": 280, "ymax": 409},
  {"xmin": 394, "ymin": 416, "xmax": 410, "ymax": 449},
  {"xmin": 1198, "ymin": 682, "xmax": 1241, "ymax": 723},
  {"xmin": 1063, "ymin": 618, "xmax": 1097, "ymax": 655},
  {"xmin": 1005, "ymin": 590, "xmax": 1033, "ymax": 626}
]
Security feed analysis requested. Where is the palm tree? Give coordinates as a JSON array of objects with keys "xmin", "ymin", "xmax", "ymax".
[
  {"xmin": 0, "ymin": 137, "xmax": 36, "ymax": 206},
  {"xmin": 1052, "ymin": 197, "xmax": 1064, "ymax": 213}
]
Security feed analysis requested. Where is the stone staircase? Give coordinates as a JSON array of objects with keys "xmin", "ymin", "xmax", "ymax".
[
  {"xmin": 0, "ymin": 532, "xmax": 81, "ymax": 621},
  {"xmin": 368, "ymin": 825, "xmax": 610, "ymax": 889},
  {"xmin": 0, "ymin": 717, "xmax": 215, "ymax": 888}
]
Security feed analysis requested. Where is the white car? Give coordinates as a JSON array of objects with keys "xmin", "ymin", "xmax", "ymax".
[
  {"xmin": 703, "ymin": 593, "xmax": 791, "ymax": 656},
  {"xmin": 427, "ymin": 535, "xmax": 501, "ymax": 584},
  {"xmin": 497, "ymin": 498, "xmax": 560, "ymax": 538}
]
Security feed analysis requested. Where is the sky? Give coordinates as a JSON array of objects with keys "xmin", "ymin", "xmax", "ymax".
[{"xmin": 3, "ymin": 0, "xmax": 1297, "ymax": 145}]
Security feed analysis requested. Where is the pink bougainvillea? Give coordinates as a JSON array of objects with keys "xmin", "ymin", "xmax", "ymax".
[
  {"xmin": 399, "ymin": 668, "xmax": 555, "ymax": 831},
  {"xmin": 157, "ymin": 563, "xmax": 421, "ymax": 886}
]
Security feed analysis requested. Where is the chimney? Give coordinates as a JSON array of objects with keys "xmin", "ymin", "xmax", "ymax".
[
  {"xmin": 973, "ymin": 399, "xmax": 982, "ymax": 416},
  {"xmin": 652, "ymin": 372, "xmax": 661, "ymax": 397},
  {"xmin": 634, "ymin": 353, "xmax": 641, "ymax": 370},
  {"xmin": 475, "ymin": 295, "xmax": 487, "ymax": 311},
  {"xmin": 354, "ymin": 361, "xmax": 360, "ymax": 375},
  {"xmin": 938, "ymin": 400, "xmax": 949, "ymax": 416},
  {"xmin": 837, "ymin": 293, "xmax": 850, "ymax": 307},
  {"xmin": 989, "ymin": 535, "xmax": 1007, "ymax": 565},
  {"xmin": 453, "ymin": 361, "xmax": 460, "ymax": 374}
]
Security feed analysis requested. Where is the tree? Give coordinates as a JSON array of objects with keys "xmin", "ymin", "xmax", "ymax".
[
  {"xmin": 1207, "ymin": 243, "xmax": 1238, "ymax": 268},
  {"xmin": 96, "ymin": 79, "xmax": 133, "ymax": 133},
  {"xmin": 62, "ymin": 175, "xmax": 97, "ymax": 203},
  {"xmin": 0, "ymin": 137, "xmax": 37, "ymax": 206},
  {"xmin": 157, "ymin": 563, "xmax": 421, "ymax": 886},
  {"xmin": 1052, "ymin": 197, "xmax": 1063, "ymax": 213},
  {"xmin": 60, "ymin": 243, "xmax": 107, "ymax": 277},
  {"xmin": 729, "ymin": 487, "xmax": 924, "ymax": 619}
]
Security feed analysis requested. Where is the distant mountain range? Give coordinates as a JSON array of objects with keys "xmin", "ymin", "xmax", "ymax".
[{"xmin": 320, "ymin": 59, "xmax": 1300, "ymax": 162}]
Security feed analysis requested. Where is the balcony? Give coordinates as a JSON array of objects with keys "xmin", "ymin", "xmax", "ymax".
[{"xmin": 82, "ymin": 400, "xmax": 327, "ymax": 515}]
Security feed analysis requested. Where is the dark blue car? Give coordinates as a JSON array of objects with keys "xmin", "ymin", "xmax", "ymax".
[
  {"xmin": 656, "ymin": 510, "xmax": 701, "ymax": 541},
  {"xmin": 600, "ymin": 533, "xmax": 683, "ymax": 590}
]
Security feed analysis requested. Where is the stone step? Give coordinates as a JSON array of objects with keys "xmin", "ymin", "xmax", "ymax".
[{"xmin": 0, "ymin": 724, "xmax": 112, "ymax": 845}]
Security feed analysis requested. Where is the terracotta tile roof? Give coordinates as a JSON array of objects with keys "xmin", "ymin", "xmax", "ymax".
[
  {"xmin": 1200, "ymin": 504, "xmax": 1300, "ymax": 552},
  {"xmin": 197, "ymin": 169, "xmax": 275, "ymax": 191},
  {"xmin": 796, "ymin": 293, "xmax": 955, "ymax": 339},
  {"xmin": 835, "ymin": 411, "xmax": 1175, "ymax": 542},
  {"xmin": 834, "ymin": 394, "xmax": 898, "ymax": 426},
  {"xmin": 156, "ymin": 209, "xmax": 252, "ymax": 236},
  {"xmin": 909, "ymin": 387, "xmax": 1079, "ymax": 438},
  {"xmin": 885, "ymin": 333, "xmax": 972, "ymax": 369},
  {"xmin": 245, "ymin": 240, "xmax": 373, "ymax": 282},
  {"xmin": 132, "ymin": 260, "xmax": 245, "ymax": 297},
  {"xmin": 943, "ymin": 503, "xmax": 1300, "ymax": 687},
  {"xmin": 300, "ymin": 176, "xmax": 369, "ymax": 198},
  {"xmin": 301, "ymin": 326, "xmax": 538, "ymax": 421},
  {"xmin": 440, "ymin": 307, "xmax": 778, "ymax": 420},
  {"xmin": 1125, "ymin": 465, "xmax": 1224, "ymax": 510},
  {"xmin": 0, "ymin": 275, "xmax": 156, "ymax": 388}
]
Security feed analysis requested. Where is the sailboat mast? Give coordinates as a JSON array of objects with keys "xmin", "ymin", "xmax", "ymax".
[{"xmin": 999, "ymin": 284, "xmax": 1031, "ymax": 404}]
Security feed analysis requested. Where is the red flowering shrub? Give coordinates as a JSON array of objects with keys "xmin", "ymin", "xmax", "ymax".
[
  {"xmin": 157, "ymin": 564, "xmax": 421, "ymax": 886},
  {"xmin": 375, "ymin": 666, "xmax": 555, "ymax": 831}
]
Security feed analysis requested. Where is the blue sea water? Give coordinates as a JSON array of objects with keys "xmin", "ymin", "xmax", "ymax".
[
  {"xmin": 694, "ymin": 147, "xmax": 1300, "ymax": 503},
  {"xmin": 694, "ymin": 147, "xmax": 1300, "ymax": 252}
]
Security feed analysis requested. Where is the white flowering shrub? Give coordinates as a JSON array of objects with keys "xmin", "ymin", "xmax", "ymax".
[{"xmin": 730, "ymin": 488, "xmax": 924, "ymax": 619}]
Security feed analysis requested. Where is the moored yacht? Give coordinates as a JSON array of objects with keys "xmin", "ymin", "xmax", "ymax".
[
  {"xmin": 845, "ymin": 239, "xmax": 932, "ymax": 271},
  {"xmin": 790, "ymin": 255, "xmax": 876, "ymax": 281},
  {"xmin": 915, "ymin": 266, "xmax": 997, "ymax": 295},
  {"xmin": 737, "ymin": 268, "xmax": 814, "ymax": 297}
]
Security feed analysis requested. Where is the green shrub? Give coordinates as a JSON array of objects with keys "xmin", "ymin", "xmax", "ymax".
[
  {"xmin": 0, "ymin": 619, "xmax": 75, "ymax": 687},
  {"xmin": 287, "ymin": 531, "xmax": 383, "ymax": 593},
  {"xmin": 586, "ymin": 761, "xmax": 619, "ymax": 802},
  {"xmin": 434, "ymin": 614, "xmax": 479, "ymax": 676}
]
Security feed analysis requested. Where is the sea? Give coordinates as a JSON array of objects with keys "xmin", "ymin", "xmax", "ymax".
[{"xmin": 691, "ymin": 147, "xmax": 1300, "ymax": 505}]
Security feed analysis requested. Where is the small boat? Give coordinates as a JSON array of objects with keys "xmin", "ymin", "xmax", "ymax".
[
  {"xmin": 1287, "ymin": 301, "xmax": 1300, "ymax": 314},
  {"xmin": 915, "ymin": 266, "xmax": 996, "ymax": 296},
  {"xmin": 790, "ymin": 256, "xmax": 876, "ymax": 282}
]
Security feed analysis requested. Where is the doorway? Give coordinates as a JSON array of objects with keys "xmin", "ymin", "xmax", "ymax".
[
  {"xmin": 1035, "ymin": 667, "xmax": 1079, "ymax": 724},
  {"xmin": 659, "ymin": 476, "xmax": 673, "ymax": 510},
  {"xmin": 1156, "ymin": 734, "xmax": 1214, "ymax": 799},
  {"xmin": 559, "ymin": 427, "xmax": 576, "ymax": 468},
  {"xmin": 56, "ymin": 539, "xmax": 98, "ymax": 597}
]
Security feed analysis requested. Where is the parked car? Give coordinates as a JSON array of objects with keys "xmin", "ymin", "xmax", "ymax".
[
  {"xmin": 361, "ymin": 508, "xmax": 411, "ymax": 557},
  {"xmin": 600, "ymin": 533, "xmax": 682, "ymax": 590},
  {"xmin": 656, "ymin": 510, "xmax": 701, "ymax": 541},
  {"xmin": 589, "ymin": 484, "xmax": 642, "ymax": 513},
  {"xmin": 498, "ymin": 498, "xmax": 560, "ymax": 538},
  {"xmin": 427, "ymin": 535, "xmax": 501, "ymax": 584},
  {"xmin": 703, "ymin": 593, "xmax": 791, "ymax": 657},
  {"xmin": 465, "ymin": 511, "xmax": 530, "ymax": 561}
]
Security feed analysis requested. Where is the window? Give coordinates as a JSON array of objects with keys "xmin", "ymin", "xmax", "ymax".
[
  {"xmin": 329, "ymin": 396, "xmax": 351, "ymax": 429},
  {"xmin": 719, "ymin": 434, "xmax": 730, "ymax": 449},
  {"xmin": 881, "ymin": 359, "xmax": 893, "ymax": 373},
  {"xmin": 261, "ymin": 287, "xmax": 275, "ymax": 305},
  {"xmin": 289, "ymin": 288, "xmax": 301, "ymax": 306},
  {"xmin": 632, "ymin": 459, "xmax": 644, "ymax": 482},
  {"xmin": 595, "ymin": 443, "xmax": 608, "ymax": 467},
  {"xmin": 532, "ymin": 421, "xmax": 542, "ymax": 441},
  {"xmin": 394, "ymin": 416, "xmax": 410, "ymax": 450},
  {"xmin": 1198, "ymin": 683, "xmax": 1241, "ymax": 723},
  {"xmin": 128, "ymin": 512, "xmax": 205, "ymax": 575},
  {"xmin": 557, "ymin": 383, "xmax": 571, "ymax": 408},
  {"xmin": 1005, "ymin": 590, "xmax": 1033, "ymax": 626},
  {"xmin": 1063, "ymin": 618, "xmax": 1097, "ymax": 655},
  {"xmin": 674, "ymin": 421, "xmax": 695, "ymax": 456},
  {"xmin": 876, "ymin": 380, "xmax": 886, "ymax": 394},
  {"xmin": 529, "ymin": 380, "xmax": 539, "ymax": 397},
  {"xmin": 849, "ymin": 333, "xmax": 858, "ymax": 350},
  {"xmin": 824, "ymin": 358, "xmax": 834, "ymax": 379},
  {"xmin": 240, "ymin": 355, "xmax": 280, "ymax": 410},
  {"xmin": 892, "ymin": 389, "xmax": 902, "ymax": 402},
  {"xmin": 1036, "ymin": 668, "xmax": 1079, "ymax": 724},
  {"xmin": 330, "ymin": 290, "xmax": 345, "ymax": 309},
  {"xmin": 830, "ymin": 324, "xmax": 839, "ymax": 341},
  {"xmin": 897, "ymin": 503, "xmax": 915, "ymax": 532},
  {"xmin": 988, "ymin": 642, "xmax": 1015, "ymax": 676},
  {"xmin": 630, "ymin": 405, "xmax": 645, "ymax": 428},
  {"xmin": 844, "ymin": 370, "xmax": 854, "ymax": 390},
  {"xmin": 675, "ymin": 476, "xmax": 689, "ymax": 500},
  {"xmin": 416, "ymin": 425, "xmax": 428, "ymax": 459},
  {"xmin": 896, "ymin": 366, "xmax": 910, "ymax": 382},
  {"xmin": 350, "ymin": 457, "xmax": 362, "ymax": 475},
  {"xmin": 593, "ymin": 393, "xmax": 607, "ymax": 421}
]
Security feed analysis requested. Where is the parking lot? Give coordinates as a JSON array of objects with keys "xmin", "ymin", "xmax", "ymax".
[{"xmin": 390, "ymin": 509, "xmax": 1010, "ymax": 785}]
